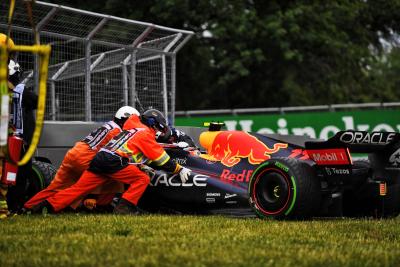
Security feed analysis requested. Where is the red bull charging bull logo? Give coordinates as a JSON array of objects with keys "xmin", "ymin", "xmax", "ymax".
[{"xmin": 200, "ymin": 131, "xmax": 288, "ymax": 167}]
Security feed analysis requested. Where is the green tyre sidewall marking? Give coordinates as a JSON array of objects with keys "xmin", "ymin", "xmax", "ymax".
[
  {"xmin": 32, "ymin": 164, "xmax": 45, "ymax": 190},
  {"xmin": 284, "ymin": 175, "xmax": 297, "ymax": 216},
  {"xmin": 249, "ymin": 159, "xmax": 297, "ymax": 218}
]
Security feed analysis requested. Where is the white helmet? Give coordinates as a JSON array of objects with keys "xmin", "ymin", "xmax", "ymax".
[
  {"xmin": 8, "ymin": 59, "xmax": 21, "ymax": 76},
  {"xmin": 115, "ymin": 106, "xmax": 140, "ymax": 119}
]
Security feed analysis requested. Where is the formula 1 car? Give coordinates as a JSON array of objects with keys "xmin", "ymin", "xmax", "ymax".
[{"xmin": 138, "ymin": 123, "xmax": 400, "ymax": 219}]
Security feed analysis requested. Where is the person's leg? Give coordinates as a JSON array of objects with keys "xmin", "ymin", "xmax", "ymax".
[
  {"xmin": 46, "ymin": 170, "xmax": 107, "ymax": 212},
  {"xmin": 109, "ymin": 165, "xmax": 150, "ymax": 205},
  {"xmin": 25, "ymin": 145, "xmax": 93, "ymax": 209},
  {"xmin": 24, "ymin": 159, "xmax": 81, "ymax": 209}
]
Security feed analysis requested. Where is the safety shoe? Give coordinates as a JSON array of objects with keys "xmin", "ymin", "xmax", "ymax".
[
  {"xmin": 113, "ymin": 198, "xmax": 139, "ymax": 215},
  {"xmin": 30, "ymin": 200, "xmax": 54, "ymax": 215},
  {"xmin": 19, "ymin": 207, "xmax": 31, "ymax": 215}
]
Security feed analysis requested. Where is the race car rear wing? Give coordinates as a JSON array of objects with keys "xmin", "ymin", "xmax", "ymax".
[
  {"xmin": 305, "ymin": 131, "xmax": 399, "ymax": 153},
  {"xmin": 305, "ymin": 131, "xmax": 400, "ymax": 168}
]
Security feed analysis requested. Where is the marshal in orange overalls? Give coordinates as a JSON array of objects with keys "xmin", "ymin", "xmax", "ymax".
[
  {"xmin": 45, "ymin": 116, "xmax": 183, "ymax": 212},
  {"xmin": 24, "ymin": 120, "xmax": 124, "ymax": 209}
]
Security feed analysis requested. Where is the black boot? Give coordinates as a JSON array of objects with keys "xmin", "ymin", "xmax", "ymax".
[
  {"xmin": 30, "ymin": 200, "xmax": 54, "ymax": 215},
  {"xmin": 113, "ymin": 198, "xmax": 139, "ymax": 215}
]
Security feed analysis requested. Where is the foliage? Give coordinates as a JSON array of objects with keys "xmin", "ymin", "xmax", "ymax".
[
  {"xmin": 43, "ymin": 0, "xmax": 400, "ymax": 110},
  {"xmin": 367, "ymin": 47, "xmax": 400, "ymax": 101},
  {"xmin": 1, "ymin": 214, "xmax": 400, "ymax": 266}
]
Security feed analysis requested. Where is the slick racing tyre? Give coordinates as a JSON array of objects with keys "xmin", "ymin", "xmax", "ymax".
[
  {"xmin": 25, "ymin": 160, "xmax": 57, "ymax": 201},
  {"xmin": 249, "ymin": 157, "xmax": 321, "ymax": 220}
]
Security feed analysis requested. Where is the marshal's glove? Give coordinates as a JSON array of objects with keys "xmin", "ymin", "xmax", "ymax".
[
  {"xmin": 177, "ymin": 141, "xmax": 189, "ymax": 149},
  {"xmin": 139, "ymin": 164, "xmax": 155, "ymax": 177},
  {"xmin": 179, "ymin": 167, "xmax": 191, "ymax": 183}
]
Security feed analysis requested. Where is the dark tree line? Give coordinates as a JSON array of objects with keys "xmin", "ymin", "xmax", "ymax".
[{"xmin": 44, "ymin": 0, "xmax": 400, "ymax": 110}]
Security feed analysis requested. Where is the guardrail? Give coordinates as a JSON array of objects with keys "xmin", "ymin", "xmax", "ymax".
[{"xmin": 175, "ymin": 102, "xmax": 400, "ymax": 117}]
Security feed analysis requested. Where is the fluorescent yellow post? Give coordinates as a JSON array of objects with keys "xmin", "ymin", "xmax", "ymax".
[
  {"xmin": 11, "ymin": 45, "xmax": 51, "ymax": 166},
  {"xmin": 0, "ymin": 43, "xmax": 51, "ymax": 165}
]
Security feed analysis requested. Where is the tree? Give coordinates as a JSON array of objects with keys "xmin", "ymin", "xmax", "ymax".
[{"xmin": 43, "ymin": 0, "xmax": 400, "ymax": 110}]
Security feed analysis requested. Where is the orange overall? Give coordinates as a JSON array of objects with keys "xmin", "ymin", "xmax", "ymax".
[
  {"xmin": 24, "ymin": 121, "xmax": 124, "ymax": 209},
  {"xmin": 46, "ymin": 117, "xmax": 182, "ymax": 212}
]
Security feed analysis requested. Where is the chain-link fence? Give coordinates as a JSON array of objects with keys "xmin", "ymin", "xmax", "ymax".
[{"xmin": 0, "ymin": 1, "xmax": 193, "ymax": 123}]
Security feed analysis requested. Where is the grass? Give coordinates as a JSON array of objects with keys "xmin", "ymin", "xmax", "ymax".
[{"xmin": 1, "ymin": 214, "xmax": 400, "ymax": 267}]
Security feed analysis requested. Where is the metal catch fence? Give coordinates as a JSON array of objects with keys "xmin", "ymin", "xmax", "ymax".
[{"xmin": 0, "ymin": 1, "xmax": 193, "ymax": 123}]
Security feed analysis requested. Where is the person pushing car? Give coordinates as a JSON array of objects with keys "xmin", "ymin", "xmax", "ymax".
[
  {"xmin": 31, "ymin": 109, "xmax": 191, "ymax": 214},
  {"xmin": 23, "ymin": 106, "xmax": 140, "ymax": 212}
]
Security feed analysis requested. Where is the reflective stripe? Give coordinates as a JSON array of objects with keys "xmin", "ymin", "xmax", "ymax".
[
  {"xmin": 129, "ymin": 152, "xmax": 144, "ymax": 164},
  {"xmin": 153, "ymin": 151, "xmax": 170, "ymax": 166},
  {"xmin": 0, "ymin": 200, "xmax": 8, "ymax": 208}
]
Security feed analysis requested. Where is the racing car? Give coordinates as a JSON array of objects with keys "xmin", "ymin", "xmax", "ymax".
[{"xmin": 138, "ymin": 123, "xmax": 400, "ymax": 219}]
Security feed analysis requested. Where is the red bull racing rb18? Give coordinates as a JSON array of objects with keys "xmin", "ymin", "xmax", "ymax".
[{"xmin": 138, "ymin": 123, "xmax": 400, "ymax": 219}]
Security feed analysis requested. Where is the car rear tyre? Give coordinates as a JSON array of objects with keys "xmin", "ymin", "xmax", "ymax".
[
  {"xmin": 249, "ymin": 157, "xmax": 320, "ymax": 220},
  {"xmin": 25, "ymin": 160, "xmax": 57, "ymax": 200}
]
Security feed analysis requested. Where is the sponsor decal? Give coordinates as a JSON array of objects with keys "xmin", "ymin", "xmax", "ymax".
[
  {"xmin": 289, "ymin": 149, "xmax": 309, "ymax": 160},
  {"xmin": 225, "ymin": 201, "xmax": 237, "ymax": 204},
  {"xmin": 389, "ymin": 148, "xmax": 400, "ymax": 167},
  {"xmin": 275, "ymin": 162, "xmax": 289, "ymax": 172},
  {"xmin": 206, "ymin": 193, "xmax": 221, "ymax": 197},
  {"xmin": 224, "ymin": 193, "xmax": 237, "ymax": 199},
  {"xmin": 206, "ymin": 198, "xmax": 215, "ymax": 203},
  {"xmin": 339, "ymin": 131, "xmax": 396, "ymax": 145},
  {"xmin": 151, "ymin": 173, "xmax": 207, "ymax": 187},
  {"xmin": 220, "ymin": 169, "xmax": 253, "ymax": 182},
  {"xmin": 173, "ymin": 158, "xmax": 187, "ymax": 165},
  {"xmin": 205, "ymin": 131, "xmax": 287, "ymax": 167},
  {"xmin": 324, "ymin": 167, "xmax": 350, "ymax": 175},
  {"xmin": 307, "ymin": 148, "xmax": 350, "ymax": 165}
]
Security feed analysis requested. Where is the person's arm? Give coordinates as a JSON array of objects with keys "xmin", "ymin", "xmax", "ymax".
[
  {"xmin": 136, "ymin": 130, "xmax": 191, "ymax": 182},
  {"xmin": 137, "ymin": 131, "xmax": 181, "ymax": 172}
]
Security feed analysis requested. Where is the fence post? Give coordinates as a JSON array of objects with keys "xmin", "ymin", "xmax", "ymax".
[
  {"xmin": 84, "ymin": 17, "xmax": 108, "ymax": 121},
  {"xmin": 170, "ymin": 54, "xmax": 176, "ymax": 125},
  {"xmin": 84, "ymin": 40, "xmax": 92, "ymax": 121},
  {"xmin": 130, "ymin": 50, "xmax": 137, "ymax": 108},
  {"xmin": 122, "ymin": 57, "xmax": 129, "ymax": 106},
  {"xmin": 50, "ymin": 81, "xmax": 56, "ymax": 120},
  {"xmin": 161, "ymin": 55, "xmax": 168, "ymax": 124}
]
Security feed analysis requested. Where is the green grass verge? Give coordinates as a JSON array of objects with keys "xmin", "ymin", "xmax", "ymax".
[{"xmin": 1, "ymin": 214, "xmax": 400, "ymax": 267}]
